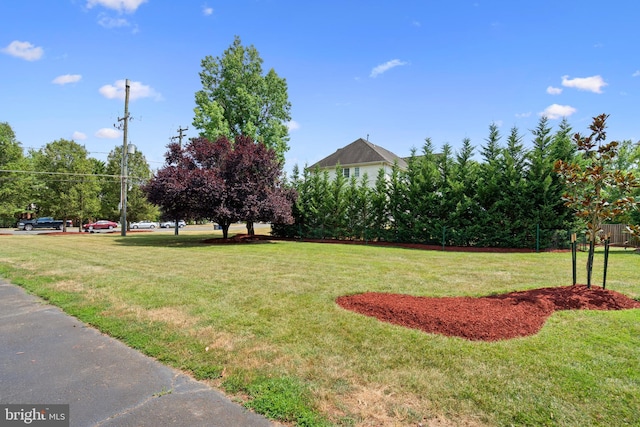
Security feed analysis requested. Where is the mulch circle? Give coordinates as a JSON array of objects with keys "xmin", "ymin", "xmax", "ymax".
[{"xmin": 336, "ymin": 285, "xmax": 640, "ymax": 341}]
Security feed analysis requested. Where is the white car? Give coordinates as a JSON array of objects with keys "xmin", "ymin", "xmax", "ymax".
[{"xmin": 130, "ymin": 220, "xmax": 159, "ymax": 229}]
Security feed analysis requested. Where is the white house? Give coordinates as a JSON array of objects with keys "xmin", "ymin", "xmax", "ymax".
[{"xmin": 307, "ymin": 138, "xmax": 407, "ymax": 185}]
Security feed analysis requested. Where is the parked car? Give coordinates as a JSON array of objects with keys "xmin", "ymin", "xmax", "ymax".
[
  {"xmin": 130, "ymin": 220, "xmax": 159, "ymax": 229},
  {"xmin": 17, "ymin": 217, "xmax": 67, "ymax": 231},
  {"xmin": 160, "ymin": 220, "xmax": 186, "ymax": 228},
  {"xmin": 83, "ymin": 220, "xmax": 118, "ymax": 232}
]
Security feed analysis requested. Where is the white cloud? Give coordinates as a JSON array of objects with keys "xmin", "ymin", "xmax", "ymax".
[
  {"xmin": 86, "ymin": 0, "xmax": 147, "ymax": 13},
  {"xmin": 546, "ymin": 86, "xmax": 562, "ymax": 95},
  {"xmin": 515, "ymin": 112, "xmax": 531, "ymax": 118},
  {"xmin": 1, "ymin": 40, "xmax": 44, "ymax": 61},
  {"xmin": 561, "ymin": 75, "xmax": 607, "ymax": 93},
  {"xmin": 72, "ymin": 131, "xmax": 87, "ymax": 140},
  {"xmin": 286, "ymin": 120, "xmax": 300, "ymax": 131},
  {"xmin": 99, "ymin": 79, "xmax": 162, "ymax": 101},
  {"xmin": 98, "ymin": 14, "xmax": 131, "ymax": 28},
  {"xmin": 633, "ymin": 70, "xmax": 640, "ymax": 77},
  {"xmin": 370, "ymin": 59, "xmax": 408, "ymax": 78},
  {"xmin": 53, "ymin": 74, "xmax": 82, "ymax": 85},
  {"xmin": 203, "ymin": 6, "xmax": 214, "ymax": 16},
  {"xmin": 95, "ymin": 128, "xmax": 121, "ymax": 139},
  {"xmin": 539, "ymin": 104, "xmax": 576, "ymax": 120}
]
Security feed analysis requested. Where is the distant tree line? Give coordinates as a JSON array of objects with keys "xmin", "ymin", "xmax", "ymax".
[
  {"xmin": 273, "ymin": 117, "xmax": 640, "ymax": 250},
  {"xmin": 0, "ymin": 121, "xmax": 158, "ymax": 229}
]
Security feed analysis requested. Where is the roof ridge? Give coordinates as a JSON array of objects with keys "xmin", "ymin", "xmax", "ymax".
[{"xmin": 307, "ymin": 138, "xmax": 407, "ymax": 170}]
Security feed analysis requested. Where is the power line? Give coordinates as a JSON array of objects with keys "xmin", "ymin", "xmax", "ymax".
[{"xmin": 0, "ymin": 169, "xmax": 148, "ymax": 180}]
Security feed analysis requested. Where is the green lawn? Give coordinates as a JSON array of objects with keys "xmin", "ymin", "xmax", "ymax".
[{"xmin": 0, "ymin": 231, "xmax": 639, "ymax": 426}]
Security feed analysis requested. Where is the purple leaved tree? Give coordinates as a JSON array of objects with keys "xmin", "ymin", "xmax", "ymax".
[{"xmin": 145, "ymin": 135, "xmax": 293, "ymax": 238}]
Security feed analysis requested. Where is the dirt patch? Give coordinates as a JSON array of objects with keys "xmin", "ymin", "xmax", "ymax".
[{"xmin": 336, "ymin": 285, "xmax": 640, "ymax": 341}]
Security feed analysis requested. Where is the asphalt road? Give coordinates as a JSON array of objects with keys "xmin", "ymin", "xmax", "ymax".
[
  {"xmin": 0, "ymin": 223, "xmax": 271, "ymax": 236},
  {"xmin": 0, "ymin": 281, "xmax": 278, "ymax": 427}
]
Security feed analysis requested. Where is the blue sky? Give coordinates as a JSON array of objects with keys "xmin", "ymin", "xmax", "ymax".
[{"xmin": 2, "ymin": 0, "xmax": 639, "ymax": 174}]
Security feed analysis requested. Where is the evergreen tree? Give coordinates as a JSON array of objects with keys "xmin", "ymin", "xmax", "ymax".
[
  {"xmin": 476, "ymin": 123, "xmax": 504, "ymax": 246},
  {"xmin": 450, "ymin": 138, "xmax": 480, "ymax": 245},
  {"xmin": 526, "ymin": 116, "xmax": 572, "ymax": 247},
  {"xmin": 370, "ymin": 168, "xmax": 390, "ymax": 241}
]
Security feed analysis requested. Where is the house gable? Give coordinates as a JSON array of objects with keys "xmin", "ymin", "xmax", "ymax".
[{"xmin": 308, "ymin": 138, "xmax": 407, "ymax": 170}]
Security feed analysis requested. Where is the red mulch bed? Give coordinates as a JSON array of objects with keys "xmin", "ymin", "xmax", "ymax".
[{"xmin": 336, "ymin": 285, "xmax": 640, "ymax": 341}]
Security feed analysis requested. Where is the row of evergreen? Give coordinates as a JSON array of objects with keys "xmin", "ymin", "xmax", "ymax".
[{"xmin": 273, "ymin": 117, "xmax": 581, "ymax": 249}]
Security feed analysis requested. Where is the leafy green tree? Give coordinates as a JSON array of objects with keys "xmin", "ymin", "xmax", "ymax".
[
  {"xmin": 102, "ymin": 146, "xmax": 157, "ymax": 223},
  {"xmin": 0, "ymin": 122, "xmax": 22, "ymax": 167},
  {"xmin": 555, "ymin": 114, "xmax": 639, "ymax": 287},
  {"xmin": 0, "ymin": 122, "xmax": 34, "ymax": 226},
  {"xmin": 193, "ymin": 36, "xmax": 292, "ymax": 162},
  {"xmin": 31, "ymin": 139, "xmax": 100, "ymax": 230}
]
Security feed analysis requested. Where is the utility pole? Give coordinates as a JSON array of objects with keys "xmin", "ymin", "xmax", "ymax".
[
  {"xmin": 172, "ymin": 126, "xmax": 188, "ymax": 235},
  {"xmin": 176, "ymin": 126, "xmax": 188, "ymax": 147},
  {"xmin": 118, "ymin": 79, "xmax": 131, "ymax": 236}
]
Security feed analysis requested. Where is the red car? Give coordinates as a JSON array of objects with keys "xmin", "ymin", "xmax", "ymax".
[{"xmin": 83, "ymin": 220, "xmax": 119, "ymax": 232}]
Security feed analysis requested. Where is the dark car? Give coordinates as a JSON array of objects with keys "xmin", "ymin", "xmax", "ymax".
[{"xmin": 83, "ymin": 220, "xmax": 119, "ymax": 232}]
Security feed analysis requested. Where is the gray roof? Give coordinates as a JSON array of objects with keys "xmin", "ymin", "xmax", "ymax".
[{"xmin": 308, "ymin": 138, "xmax": 407, "ymax": 170}]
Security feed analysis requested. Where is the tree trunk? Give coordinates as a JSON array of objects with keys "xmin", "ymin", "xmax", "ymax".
[
  {"xmin": 222, "ymin": 222, "xmax": 230, "ymax": 239},
  {"xmin": 586, "ymin": 238, "xmax": 595, "ymax": 288},
  {"xmin": 246, "ymin": 221, "xmax": 255, "ymax": 236}
]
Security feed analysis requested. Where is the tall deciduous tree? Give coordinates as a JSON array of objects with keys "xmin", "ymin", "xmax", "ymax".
[
  {"xmin": 193, "ymin": 36, "xmax": 292, "ymax": 162},
  {"xmin": 31, "ymin": 139, "xmax": 100, "ymax": 230},
  {"xmin": 555, "ymin": 114, "xmax": 639, "ymax": 287},
  {"xmin": 145, "ymin": 135, "xmax": 293, "ymax": 239},
  {"xmin": 101, "ymin": 146, "xmax": 157, "ymax": 223},
  {"xmin": 0, "ymin": 122, "xmax": 34, "ymax": 226}
]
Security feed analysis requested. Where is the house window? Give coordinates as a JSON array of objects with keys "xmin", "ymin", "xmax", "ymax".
[
  {"xmin": 342, "ymin": 168, "xmax": 350, "ymax": 178},
  {"xmin": 354, "ymin": 167, "xmax": 360, "ymax": 177}
]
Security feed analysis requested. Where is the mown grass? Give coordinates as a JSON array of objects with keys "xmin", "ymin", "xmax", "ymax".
[{"xmin": 0, "ymin": 231, "xmax": 638, "ymax": 426}]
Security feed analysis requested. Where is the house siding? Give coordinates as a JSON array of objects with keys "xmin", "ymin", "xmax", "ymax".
[{"xmin": 308, "ymin": 138, "xmax": 406, "ymax": 188}]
